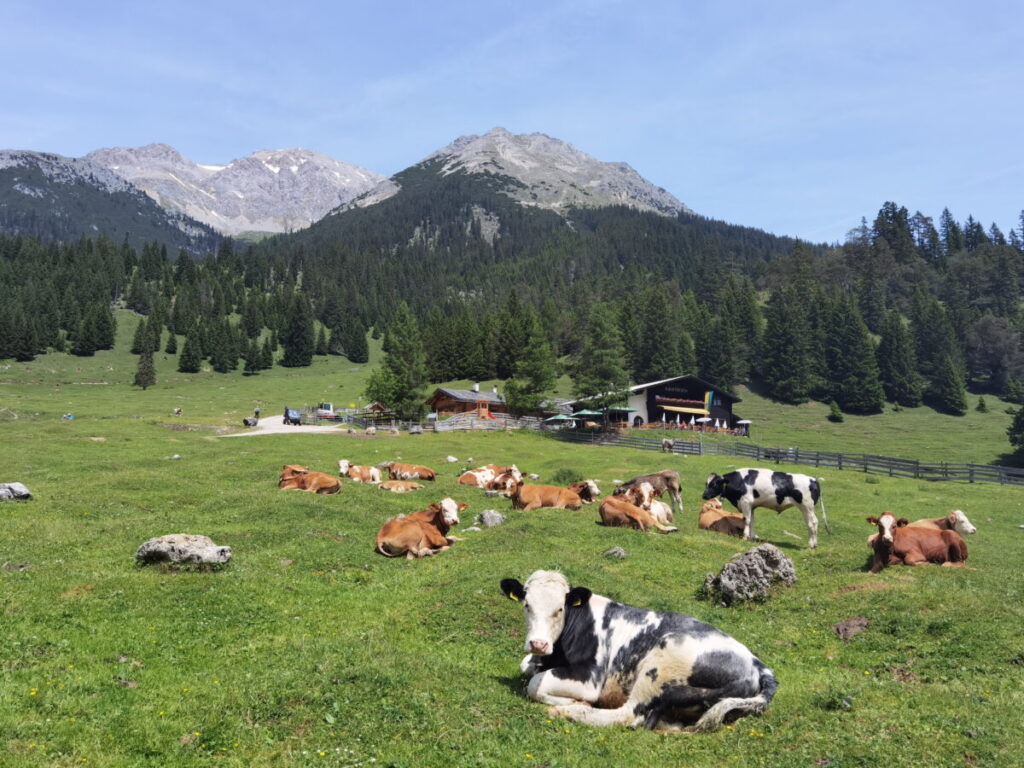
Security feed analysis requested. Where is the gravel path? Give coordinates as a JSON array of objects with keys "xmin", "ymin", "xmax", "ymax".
[{"xmin": 224, "ymin": 420, "xmax": 352, "ymax": 437}]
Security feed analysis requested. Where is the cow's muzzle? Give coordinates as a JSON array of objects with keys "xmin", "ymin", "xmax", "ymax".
[{"xmin": 528, "ymin": 639, "xmax": 551, "ymax": 655}]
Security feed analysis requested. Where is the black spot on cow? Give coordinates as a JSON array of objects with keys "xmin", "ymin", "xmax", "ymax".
[
  {"xmin": 771, "ymin": 472, "xmax": 802, "ymax": 506},
  {"xmin": 689, "ymin": 650, "xmax": 752, "ymax": 692},
  {"xmin": 546, "ymin": 598, "xmax": 601, "ymax": 684},
  {"xmin": 752, "ymin": 488, "xmax": 760, "ymax": 499},
  {"xmin": 646, "ymin": 668, "xmax": 658, "ymax": 681},
  {"xmin": 743, "ymin": 470, "xmax": 759, "ymax": 486}
]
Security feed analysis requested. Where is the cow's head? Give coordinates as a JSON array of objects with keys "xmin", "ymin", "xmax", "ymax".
[
  {"xmin": 431, "ymin": 497, "xmax": 462, "ymax": 527},
  {"xmin": 627, "ymin": 482, "xmax": 654, "ymax": 510},
  {"xmin": 337, "ymin": 459, "xmax": 351, "ymax": 476},
  {"xmin": 508, "ymin": 464, "xmax": 524, "ymax": 483},
  {"xmin": 504, "ymin": 479, "xmax": 525, "ymax": 498},
  {"xmin": 702, "ymin": 473, "xmax": 725, "ymax": 501},
  {"xmin": 700, "ymin": 498, "xmax": 724, "ymax": 516},
  {"xmin": 948, "ymin": 509, "xmax": 977, "ymax": 536},
  {"xmin": 500, "ymin": 570, "xmax": 592, "ymax": 656},
  {"xmin": 281, "ymin": 464, "xmax": 308, "ymax": 476},
  {"xmin": 866, "ymin": 512, "xmax": 908, "ymax": 546}
]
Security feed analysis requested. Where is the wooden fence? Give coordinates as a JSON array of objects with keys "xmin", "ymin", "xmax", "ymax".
[{"xmin": 547, "ymin": 429, "xmax": 1024, "ymax": 486}]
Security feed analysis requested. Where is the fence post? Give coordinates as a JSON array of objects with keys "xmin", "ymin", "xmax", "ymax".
[
  {"xmin": 838, "ymin": 454, "xmax": 843, "ymax": 471},
  {"xmin": 969, "ymin": 466, "xmax": 975, "ymax": 483}
]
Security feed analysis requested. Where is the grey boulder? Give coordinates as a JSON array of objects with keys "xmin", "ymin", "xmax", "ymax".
[
  {"xmin": 136, "ymin": 534, "xmax": 232, "ymax": 565},
  {"xmin": 478, "ymin": 510, "xmax": 507, "ymax": 528},
  {"xmin": 0, "ymin": 482, "xmax": 31, "ymax": 500},
  {"xmin": 701, "ymin": 543, "xmax": 796, "ymax": 606}
]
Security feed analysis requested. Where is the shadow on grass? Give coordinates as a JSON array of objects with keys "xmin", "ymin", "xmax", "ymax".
[{"xmin": 493, "ymin": 675, "xmax": 526, "ymax": 697}]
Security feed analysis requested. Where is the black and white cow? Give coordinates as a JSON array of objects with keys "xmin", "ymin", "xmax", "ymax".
[
  {"xmin": 702, "ymin": 468, "xmax": 826, "ymax": 549},
  {"xmin": 499, "ymin": 570, "xmax": 777, "ymax": 732}
]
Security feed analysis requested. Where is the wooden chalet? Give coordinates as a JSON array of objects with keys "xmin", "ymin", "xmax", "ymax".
[{"xmin": 425, "ymin": 386, "xmax": 507, "ymax": 419}]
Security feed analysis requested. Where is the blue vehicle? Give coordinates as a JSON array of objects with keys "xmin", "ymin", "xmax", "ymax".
[{"xmin": 283, "ymin": 408, "xmax": 302, "ymax": 426}]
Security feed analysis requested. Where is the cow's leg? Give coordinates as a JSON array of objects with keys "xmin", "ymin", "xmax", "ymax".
[
  {"xmin": 801, "ymin": 502, "xmax": 819, "ymax": 549},
  {"xmin": 738, "ymin": 500, "xmax": 756, "ymax": 541},
  {"xmin": 527, "ymin": 669, "xmax": 600, "ymax": 706},
  {"xmin": 550, "ymin": 702, "xmax": 642, "ymax": 728},
  {"xmin": 522, "ymin": 501, "xmax": 542, "ymax": 512},
  {"xmin": 670, "ymin": 488, "xmax": 682, "ymax": 517}
]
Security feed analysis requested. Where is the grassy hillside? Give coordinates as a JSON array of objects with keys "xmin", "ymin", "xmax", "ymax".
[{"xmin": 2, "ymin": 340, "xmax": 1023, "ymax": 767}]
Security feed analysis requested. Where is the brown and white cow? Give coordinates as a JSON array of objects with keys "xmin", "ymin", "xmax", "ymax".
[
  {"xmin": 278, "ymin": 465, "xmax": 342, "ymax": 495},
  {"xmin": 458, "ymin": 467, "xmax": 497, "ymax": 488},
  {"xmin": 598, "ymin": 485, "xmax": 677, "ymax": 533},
  {"xmin": 698, "ymin": 498, "xmax": 746, "ymax": 538},
  {"xmin": 567, "ymin": 480, "xmax": 601, "ymax": 505},
  {"xmin": 866, "ymin": 509, "xmax": 977, "ymax": 547},
  {"xmin": 380, "ymin": 461, "xmax": 436, "ymax": 481},
  {"xmin": 337, "ymin": 459, "xmax": 382, "ymax": 484},
  {"xmin": 614, "ymin": 470, "xmax": 683, "ymax": 516},
  {"xmin": 488, "ymin": 471, "xmax": 521, "ymax": 493},
  {"xmin": 506, "ymin": 481, "xmax": 583, "ymax": 512},
  {"xmin": 866, "ymin": 512, "xmax": 968, "ymax": 573},
  {"xmin": 375, "ymin": 498, "xmax": 466, "ymax": 559},
  {"xmin": 379, "ymin": 480, "xmax": 425, "ymax": 493}
]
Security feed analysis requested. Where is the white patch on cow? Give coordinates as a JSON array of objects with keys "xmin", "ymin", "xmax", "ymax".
[
  {"xmin": 586, "ymin": 480, "xmax": 600, "ymax": 498},
  {"xmin": 338, "ymin": 459, "xmax": 350, "ymax": 476},
  {"xmin": 877, "ymin": 512, "xmax": 898, "ymax": 544},
  {"xmin": 439, "ymin": 497, "xmax": 461, "ymax": 527},
  {"xmin": 650, "ymin": 499, "xmax": 674, "ymax": 525},
  {"xmin": 950, "ymin": 509, "xmax": 976, "ymax": 535},
  {"xmin": 520, "ymin": 570, "xmax": 571, "ymax": 655}
]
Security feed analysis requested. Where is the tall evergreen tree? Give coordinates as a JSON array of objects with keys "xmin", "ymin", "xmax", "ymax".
[
  {"xmin": 315, "ymin": 325, "xmax": 329, "ymax": 356},
  {"xmin": 939, "ymin": 208, "xmax": 964, "ymax": 256},
  {"xmin": 364, "ymin": 302, "xmax": 427, "ymax": 420},
  {"xmin": 165, "ymin": 333, "xmax": 177, "ymax": 355},
  {"xmin": 876, "ymin": 311, "xmax": 923, "ymax": 406},
  {"xmin": 344, "ymin": 319, "xmax": 369, "ymax": 364},
  {"xmin": 571, "ymin": 304, "xmax": 630, "ymax": 417},
  {"xmin": 259, "ymin": 336, "xmax": 275, "ymax": 369},
  {"xmin": 931, "ymin": 353, "xmax": 968, "ymax": 415},
  {"xmin": 132, "ymin": 349, "xmax": 156, "ymax": 390},
  {"xmin": 177, "ymin": 329, "xmax": 203, "ymax": 373},
  {"xmin": 759, "ymin": 287, "xmax": 816, "ymax": 403},
  {"xmin": 243, "ymin": 339, "xmax": 261, "ymax": 376},
  {"xmin": 503, "ymin": 314, "xmax": 559, "ymax": 417},
  {"xmin": 636, "ymin": 288, "xmax": 682, "ymax": 382},
  {"xmin": 280, "ymin": 293, "xmax": 315, "ymax": 368},
  {"xmin": 823, "ymin": 293, "xmax": 885, "ymax": 413}
]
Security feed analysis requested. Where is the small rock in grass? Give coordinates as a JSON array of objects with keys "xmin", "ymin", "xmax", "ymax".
[
  {"xmin": 446, "ymin": 456, "xmax": 458, "ymax": 463},
  {"xmin": 604, "ymin": 546, "xmax": 628, "ymax": 559},
  {"xmin": 0, "ymin": 482, "xmax": 32, "ymax": 500},
  {"xmin": 462, "ymin": 526, "xmax": 482, "ymax": 533},
  {"xmin": 484, "ymin": 490, "xmax": 501, "ymax": 497},
  {"xmin": 528, "ymin": 473, "xmax": 540, "ymax": 480},
  {"xmin": 478, "ymin": 510, "xmax": 507, "ymax": 528},
  {"xmin": 135, "ymin": 534, "xmax": 232, "ymax": 565},
  {"xmin": 832, "ymin": 616, "xmax": 870, "ymax": 642}
]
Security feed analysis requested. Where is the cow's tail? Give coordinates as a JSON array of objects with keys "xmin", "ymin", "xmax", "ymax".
[
  {"xmin": 815, "ymin": 478, "xmax": 831, "ymax": 535},
  {"xmin": 689, "ymin": 662, "xmax": 778, "ymax": 734}
]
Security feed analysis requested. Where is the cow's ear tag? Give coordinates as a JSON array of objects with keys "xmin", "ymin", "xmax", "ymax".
[
  {"xmin": 509, "ymin": 593, "xmax": 520, "ymax": 601},
  {"xmin": 572, "ymin": 598, "xmax": 582, "ymax": 607}
]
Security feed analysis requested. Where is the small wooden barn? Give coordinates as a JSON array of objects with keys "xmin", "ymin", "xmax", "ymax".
[{"xmin": 425, "ymin": 386, "xmax": 507, "ymax": 418}]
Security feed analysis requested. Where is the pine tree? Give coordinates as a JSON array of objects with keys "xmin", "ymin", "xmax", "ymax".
[
  {"xmin": 165, "ymin": 333, "xmax": 177, "ymax": 354},
  {"xmin": 344, "ymin": 320, "xmax": 369, "ymax": 364},
  {"xmin": 636, "ymin": 288, "xmax": 681, "ymax": 382},
  {"xmin": 260, "ymin": 336, "xmax": 275, "ymax": 369},
  {"xmin": 363, "ymin": 302, "xmax": 427, "ymax": 420},
  {"xmin": 504, "ymin": 314, "xmax": 560, "ymax": 417},
  {"xmin": 70, "ymin": 317, "xmax": 97, "ymax": 357},
  {"xmin": 280, "ymin": 293, "xmax": 315, "ymax": 368},
  {"xmin": 1007, "ymin": 407, "xmax": 1024, "ymax": 453},
  {"xmin": 939, "ymin": 208, "xmax": 964, "ymax": 256},
  {"xmin": 243, "ymin": 339, "xmax": 260, "ymax": 376},
  {"xmin": 876, "ymin": 311, "xmax": 923, "ymax": 406},
  {"xmin": 315, "ymin": 325, "xmax": 329, "ymax": 356},
  {"xmin": 209, "ymin": 318, "xmax": 238, "ymax": 374},
  {"xmin": 759, "ymin": 287, "xmax": 816, "ymax": 403},
  {"xmin": 931, "ymin": 353, "xmax": 968, "ymax": 415},
  {"xmin": 133, "ymin": 349, "xmax": 156, "ymax": 390},
  {"xmin": 824, "ymin": 294, "xmax": 884, "ymax": 414},
  {"xmin": 131, "ymin": 317, "xmax": 151, "ymax": 354},
  {"xmin": 571, "ymin": 304, "xmax": 630, "ymax": 418},
  {"xmin": 177, "ymin": 329, "xmax": 203, "ymax": 373}
]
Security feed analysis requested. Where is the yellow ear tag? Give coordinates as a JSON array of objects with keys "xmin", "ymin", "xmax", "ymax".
[
  {"xmin": 572, "ymin": 599, "xmax": 582, "ymax": 607},
  {"xmin": 509, "ymin": 594, "xmax": 520, "ymax": 601}
]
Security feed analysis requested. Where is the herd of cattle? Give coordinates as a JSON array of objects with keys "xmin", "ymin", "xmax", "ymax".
[{"xmin": 275, "ymin": 455, "xmax": 977, "ymax": 732}]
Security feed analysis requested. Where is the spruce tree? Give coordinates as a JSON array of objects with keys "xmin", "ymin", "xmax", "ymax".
[
  {"xmin": 280, "ymin": 293, "xmax": 315, "ymax": 368},
  {"xmin": 243, "ymin": 339, "xmax": 260, "ymax": 376},
  {"xmin": 876, "ymin": 311, "xmax": 923, "ymax": 406},
  {"xmin": 571, "ymin": 304, "xmax": 630, "ymax": 418},
  {"xmin": 131, "ymin": 317, "xmax": 150, "ymax": 354},
  {"xmin": 70, "ymin": 318, "xmax": 97, "ymax": 357},
  {"xmin": 165, "ymin": 333, "xmax": 177, "ymax": 354},
  {"xmin": 344, "ymin": 320, "xmax": 369, "ymax": 364},
  {"xmin": 177, "ymin": 330, "xmax": 202, "ymax": 373},
  {"xmin": 1007, "ymin": 407, "xmax": 1024, "ymax": 453},
  {"xmin": 260, "ymin": 336, "xmax": 275, "ymax": 369},
  {"xmin": 315, "ymin": 325, "xmax": 329, "ymax": 356},
  {"xmin": 931, "ymin": 353, "xmax": 968, "ymax": 415},
  {"xmin": 504, "ymin": 315, "xmax": 560, "ymax": 417},
  {"xmin": 759, "ymin": 287, "xmax": 816, "ymax": 403},
  {"xmin": 363, "ymin": 302, "xmax": 427, "ymax": 420},
  {"xmin": 636, "ymin": 288, "xmax": 682, "ymax": 382},
  {"xmin": 822, "ymin": 293, "xmax": 884, "ymax": 414},
  {"xmin": 133, "ymin": 349, "xmax": 156, "ymax": 390}
]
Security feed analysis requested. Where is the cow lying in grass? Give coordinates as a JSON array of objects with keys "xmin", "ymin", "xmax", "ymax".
[
  {"xmin": 278, "ymin": 465, "xmax": 341, "ymax": 494},
  {"xmin": 614, "ymin": 469, "xmax": 683, "ymax": 516},
  {"xmin": 567, "ymin": 480, "xmax": 601, "ymax": 504},
  {"xmin": 379, "ymin": 480, "xmax": 425, "ymax": 493},
  {"xmin": 375, "ymin": 498, "xmax": 466, "ymax": 559},
  {"xmin": 505, "ymin": 481, "xmax": 583, "ymax": 511},
  {"xmin": 500, "ymin": 570, "xmax": 777, "ymax": 732},
  {"xmin": 867, "ymin": 509, "xmax": 977, "ymax": 548},
  {"xmin": 866, "ymin": 512, "xmax": 968, "ymax": 573},
  {"xmin": 598, "ymin": 483, "xmax": 677, "ymax": 533},
  {"xmin": 337, "ymin": 459, "xmax": 382, "ymax": 484},
  {"xmin": 380, "ymin": 461, "xmax": 436, "ymax": 481},
  {"xmin": 698, "ymin": 498, "xmax": 746, "ymax": 538}
]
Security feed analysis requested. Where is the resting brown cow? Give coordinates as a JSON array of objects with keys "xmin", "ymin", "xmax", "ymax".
[
  {"xmin": 505, "ymin": 481, "xmax": 582, "ymax": 511},
  {"xmin": 458, "ymin": 467, "xmax": 496, "ymax": 487},
  {"xmin": 380, "ymin": 461, "xmax": 436, "ymax": 481},
  {"xmin": 867, "ymin": 508, "xmax": 977, "ymax": 548},
  {"xmin": 375, "ymin": 498, "xmax": 466, "ymax": 559},
  {"xmin": 598, "ymin": 488, "xmax": 678, "ymax": 533},
  {"xmin": 487, "ymin": 471, "xmax": 520, "ymax": 492},
  {"xmin": 698, "ymin": 498, "xmax": 746, "ymax": 537},
  {"xmin": 278, "ymin": 465, "xmax": 341, "ymax": 494},
  {"xmin": 567, "ymin": 480, "xmax": 601, "ymax": 504},
  {"xmin": 867, "ymin": 512, "xmax": 968, "ymax": 573},
  {"xmin": 379, "ymin": 480, "xmax": 425, "ymax": 493},
  {"xmin": 337, "ymin": 459, "xmax": 382, "ymax": 484},
  {"xmin": 614, "ymin": 470, "xmax": 683, "ymax": 515}
]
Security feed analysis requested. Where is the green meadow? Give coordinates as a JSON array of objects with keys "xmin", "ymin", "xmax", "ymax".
[{"xmin": 2, "ymin": 312, "xmax": 1023, "ymax": 767}]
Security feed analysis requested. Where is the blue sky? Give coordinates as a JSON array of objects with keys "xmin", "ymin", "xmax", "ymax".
[{"xmin": 3, "ymin": 0, "xmax": 1021, "ymax": 242}]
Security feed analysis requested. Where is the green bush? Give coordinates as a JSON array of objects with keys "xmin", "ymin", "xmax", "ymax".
[{"xmin": 550, "ymin": 467, "xmax": 584, "ymax": 485}]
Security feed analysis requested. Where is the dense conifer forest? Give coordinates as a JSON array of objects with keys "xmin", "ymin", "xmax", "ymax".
[{"xmin": 2, "ymin": 191, "xmax": 1023, "ymax": 422}]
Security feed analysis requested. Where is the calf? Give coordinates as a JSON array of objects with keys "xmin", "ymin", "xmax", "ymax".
[
  {"xmin": 506, "ymin": 481, "xmax": 583, "ymax": 511},
  {"xmin": 614, "ymin": 470, "xmax": 682, "ymax": 515},
  {"xmin": 698, "ymin": 498, "xmax": 746, "ymax": 538},
  {"xmin": 500, "ymin": 570, "xmax": 777, "ymax": 732},
  {"xmin": 867, "ymin": 512, "xmax": 968, "ymax": 573},
  {"xmin": 278, "ymin": 465, "xmax": 341, "ymax": 495},
  {"xmin": 458, "ymin": 467, "xmax": 496, "ymax": 488},
  {"xmin": 379, "ymin": 480, "xmax": 425, "ymax": 493},
  {"xmin": 703, "ymin": 468, "xmax": 826, "ymax": 549},
  {"xmin": 375, "ymin": 498, "xmax": 466, "ymax": 559},
  {"xmin": 598, "ymin": 486, "xmax": 677, "ymax": 533},
  {"xmin": 661, "ymin": 438, "xmax": 675, "ymax": 453},
  {"xmin": 380, "ymin": 461, "xmax": 436, "ymax": 481},
  {"xmin": 484, "ymin": 464, "xmax": 523, "ymax": 483},
  {"xmin": 487, "ymin": 471, "xmax": 520, "ymax": 493},
  {"xmin": 567, "ymin": 480, "xmax": 601, "ymax": 504},
  {"xmin": 867, "ymin": 509, "xmax": 977, "ymax": 548},
  {"xmin": 337, "ymin": 459, "xmax": 382, "ymax": 484}
]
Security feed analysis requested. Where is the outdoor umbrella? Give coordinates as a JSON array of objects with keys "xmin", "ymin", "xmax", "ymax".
[
  {"xmin": 571, "ymin": 409, "xmax": 603, "ymax": 417},
  {"xmin": 689, "ymin": 415, "xmax": 695, "ymax": 426}
]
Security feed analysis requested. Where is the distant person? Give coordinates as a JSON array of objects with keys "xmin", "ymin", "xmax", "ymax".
[{"xmin": 254, "ymin": 406, "xmax": 261, "ymax": 421}]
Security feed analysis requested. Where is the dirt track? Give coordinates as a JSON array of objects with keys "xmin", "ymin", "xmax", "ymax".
[{"xmin": 225, "ymin": 420, "xmax": 352, "ymax": 437}]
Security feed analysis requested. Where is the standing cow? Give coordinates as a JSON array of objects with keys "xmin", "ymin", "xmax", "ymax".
[
  {"xmin": 702, "ymin": 468, "xmax": 826, "ymax": 549},
  {"xmin": 500, "ymin": 570, "xmax": 777, "ymax": 732}
]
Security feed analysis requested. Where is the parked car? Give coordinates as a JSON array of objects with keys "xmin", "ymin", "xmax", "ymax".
[
  {"xmin": 316, "ymin": 402, "xmax": 335, "ymax": 418},
  {"xmin": 283, "ymin": 408, "xmax": 302, "ymax": 426}
]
